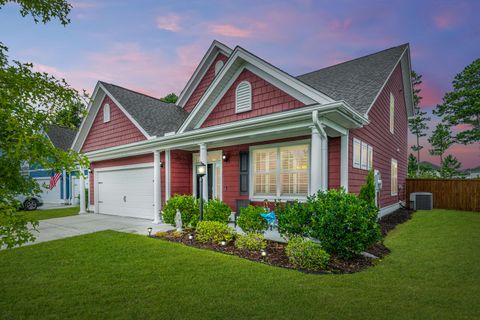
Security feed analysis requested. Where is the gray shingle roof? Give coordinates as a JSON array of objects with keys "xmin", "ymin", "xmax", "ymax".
[
  {"xmin": 100, "ymin": 81, "xmax": 189, "ymax": 137},
  {"xmin": 46, "ymin": 125, "xmax": 78, "ymax": 151},
  {"xmin": 296, "ymin": 44, "xmax": 409, "ymax": 114}
]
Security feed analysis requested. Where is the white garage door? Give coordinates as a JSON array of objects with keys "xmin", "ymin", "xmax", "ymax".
[
  {"xmin": 97, "ymin": 167, "xmax": 154, "ymax": 220},
  {"xmin": 35, "ymin": 177, "xmax": 61, "ymax": 204}
]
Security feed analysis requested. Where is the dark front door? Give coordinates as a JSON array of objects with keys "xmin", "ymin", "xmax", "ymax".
[{"xmin": 196, "ymin": 164, "xmax": 213, "ymax": 199}]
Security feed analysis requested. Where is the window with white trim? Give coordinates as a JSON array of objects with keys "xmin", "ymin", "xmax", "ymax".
[
  {"xmin": 391, "ymin": 159, "xmax": 398, "ymax": 195},
  {"xmin": 235, "ymin": 81, "xmax": 252, "ymax": 113},
  {"xmin": 103, "ymin": 103, "xmax": 110, "ymax": 123},
  {"xmin": 389, "ymin": 92, "xmax": 395, "ymax": 134},
  {"xmin": 253, "ymin": 148, "xmax": 277, "ymax": 196},
  {"xmin": 252, "ymin": 144, "xmax": 309, "ymax": 198},
  {"xmin": 353, "ymin": 138, "xmax": 373, "ymax": 170},
  {"xmin": 214, "ymin": 60, "xmax": 224, "ymax": 76}
]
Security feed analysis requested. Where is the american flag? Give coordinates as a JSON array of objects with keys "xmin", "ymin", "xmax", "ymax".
[{"xmin": 49, "ymin": 172, "xmax": 62, "ymax": 190}]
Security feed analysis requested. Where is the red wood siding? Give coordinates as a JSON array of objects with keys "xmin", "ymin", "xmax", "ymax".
[
  {"xmin": 328, "ymin": 137, "xmax": 341, "ymax": 190},
  {"xmin": 349, "ymin": 64, "xmax": 408, "ymax": 208},
  {"xmin": 184, "ymin": 53, "xmax": 229, "ymax": 113},
  {"xmin": 82, "ymin": 96, "xmax": 146, "ymax": 153},
  {"xmin": 170, "ymin": 150, "xmax": 193, "ymax": 196},
  {"xmin": 200, "ymin": 69, "xmax": 304, "ymax": 128}
]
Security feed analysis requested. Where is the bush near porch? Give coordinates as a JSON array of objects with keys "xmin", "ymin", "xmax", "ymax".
[{"xmin": 163, "ymin": 196, "xmax": 232, "ymax": 228}]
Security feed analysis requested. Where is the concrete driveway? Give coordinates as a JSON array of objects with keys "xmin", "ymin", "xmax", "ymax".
[{"xmin": 26, "ymin": 214, "xmax": 174, "ymax": 246}]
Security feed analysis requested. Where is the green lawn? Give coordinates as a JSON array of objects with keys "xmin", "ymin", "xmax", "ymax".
[
  {"xmin": 17, "ymin": 206, "xmax": 79, "ymax": 220},
  {"xmin": 0, "ymin": 209, "xmax": 478, "ymax": 319}
]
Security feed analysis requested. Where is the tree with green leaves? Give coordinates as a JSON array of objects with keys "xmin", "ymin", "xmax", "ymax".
[
  {"xmin": 434, "ymin": 58, "xmax": 480, "ymax": 145},
  {"xmin": 408, "ymin": 71, "xmax": 430, "ymax": 176},
  {"xmin": 0, "ymin": 0, "xmax": 89, "ymax": 249},
  {"xmin": 408, "ymin": 154, "xmax": 417, "ymax": 178},
  {"xmin": 428, "ymin": 124, "xmax": 453, "ymax": 165},
  {"xmin": 359, "ymin": 170, "xmax": 376, "ymax": 206},
  {"xmin": 441, "ymin": 155, "xmax": 463, "ymax": 178},
  {"xmin": 160, "ymin": 93, "xmax": 178, "ymax": 104},
  {"xmin": 55, "ymin": 100, "xmax": 87, "ymax": 128}
]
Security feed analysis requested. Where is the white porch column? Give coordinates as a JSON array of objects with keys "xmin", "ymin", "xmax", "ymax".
[
  {"xmin": 165, "ymin": 149, "xmax": 171, "ymax": 201},
  {"xmin": 199, "ymin": 143, "xmax": 208, "ymax": 201},
  {"xmin": 321, "ymin": 135, "xmax": 328, "ymax": 191},
  {"xmin": 62, "ymin": 169, "xmax": 67, "ymax": 204},
  {"xmin": 79, "ymin": 168, "xmax": 86, "ymax": 214},
  {"xmin": 340, "ymin": 132, "xmax": 349, "ymax": 192},
  {"xmin": 153, "ymin": 150, "xmax": 161, "ymax": 224},
  {"xmin": 310, "ymin": 127, "xmax": 322, "ymax": 194}
]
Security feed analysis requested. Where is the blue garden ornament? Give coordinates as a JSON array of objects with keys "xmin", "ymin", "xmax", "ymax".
[{"xmin": 261, "ymin": 211, "xmax": 277, "ymax": 229}]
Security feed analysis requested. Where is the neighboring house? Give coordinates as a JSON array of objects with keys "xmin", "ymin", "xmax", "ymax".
[
  {"xmin": 23, "ymin": 125, "xmax": 87, "ymax": 205},
  {"xmin": 72, "ymin": 41, "xmax": 413, "ymax": 220}
]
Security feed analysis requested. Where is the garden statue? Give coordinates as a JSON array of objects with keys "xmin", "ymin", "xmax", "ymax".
[{"xmin": 175, "ymin": 209, "xmax": 183, "ymax": 232}]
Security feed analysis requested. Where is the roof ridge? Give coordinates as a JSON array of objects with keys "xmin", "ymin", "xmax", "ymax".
[
  {"xmin": 99, "ymin": 81, "xmax": 178, "ymax": 106},
  {"xmin": 297, "ymin": 43, "xmax": 409, "ymax": 78}
]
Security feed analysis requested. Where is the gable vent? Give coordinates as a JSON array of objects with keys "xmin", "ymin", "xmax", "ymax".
[{"xmin": 235, "ymin": 81, "xmax": 252, "ymax": 113}]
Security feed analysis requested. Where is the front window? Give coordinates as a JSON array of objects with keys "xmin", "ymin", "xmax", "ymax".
[
  {"xmin": 252, "ymin": 143, "xmax": 309, "ymax": 199},
  {"xmin": 253, "ymin": 148, "xmax": 277, "ymax": 196}
]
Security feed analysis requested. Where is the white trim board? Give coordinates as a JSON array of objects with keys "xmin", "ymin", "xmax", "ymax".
[{"xmin": 378, "ymin": 202, "xmax": 401, "ymax": 218}]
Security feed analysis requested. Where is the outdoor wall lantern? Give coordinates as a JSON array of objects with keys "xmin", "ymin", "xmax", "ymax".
[
  {"xmin": 222, "ymin": 153, "xmax": 228, "ymax": 162},
  {"xmin": 147, "ymin": 227, "xmax": 152, "ymax": 236},
  {"xmin": 159, "ymin": 161, "xmax": 164, "ymax": 168},
  {"xmin": 196, "ymin": 162, "xmax": 207, "ymax": 221}
]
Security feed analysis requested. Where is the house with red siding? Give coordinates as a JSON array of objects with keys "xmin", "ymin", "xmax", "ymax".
[{"xmin": 71, "ymin": 40, "xmax": 413, "ymax": 221}]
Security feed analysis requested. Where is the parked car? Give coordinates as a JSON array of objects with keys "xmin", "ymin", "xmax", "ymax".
[{"xmin": 15, "ymin": 194, "xmax": 44, "ymax": 211}]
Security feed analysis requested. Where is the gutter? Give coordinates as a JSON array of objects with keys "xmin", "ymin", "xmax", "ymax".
[{"xmin": 85, "ymin": 100, "xmax": 367, "ymax": 161}]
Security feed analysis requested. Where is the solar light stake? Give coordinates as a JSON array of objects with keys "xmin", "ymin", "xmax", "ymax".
[
  {"xmin": 260, "ymin": 249, "xmax": 267, "ymax": 257},
  {"xmin": 220, "ymin": 240, "xmax": 227, "ymax": 246},
  {"xmin": 188, "ymin": 234, "xmax": 194, "ymax": 240},
  {"xmin": 147, "ymin": 227, "xmax": 152, "ymax": 236}
]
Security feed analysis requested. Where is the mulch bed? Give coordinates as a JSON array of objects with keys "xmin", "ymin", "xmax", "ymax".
[{"xmin": 151, "ymin": 207, "xmax": 415, "ymax": 274}]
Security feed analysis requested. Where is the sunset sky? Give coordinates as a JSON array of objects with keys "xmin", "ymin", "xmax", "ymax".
[{"xmin": 0, "ymin": 0, "xmax": 478, "ymax": 168}]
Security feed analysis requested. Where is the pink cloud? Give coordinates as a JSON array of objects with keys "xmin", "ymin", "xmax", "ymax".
[
  {"xmin": 208, "ymin": 24, "xmax": 252, "ymax": 38},
  {"xmin": 418, "ymin": 81, "xmax": 444, "ymax": 108},
  {"xmin": 157, "ymin": 14, "xmax": 182, "ymax": 32},
  {"xmin": 433, "ymin": 13, "xmax": 458, "ymax": 29}
]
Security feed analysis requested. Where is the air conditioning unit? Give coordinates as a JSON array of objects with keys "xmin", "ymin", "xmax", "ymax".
[{"xmin": 410, "ymin": 192, "xmax": 433, "ymax": 210}]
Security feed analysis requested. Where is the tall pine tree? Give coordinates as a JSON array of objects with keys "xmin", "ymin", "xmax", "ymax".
[{"xmin": 408, "ymin": 71, "xmax": 430, "ymax": 176}]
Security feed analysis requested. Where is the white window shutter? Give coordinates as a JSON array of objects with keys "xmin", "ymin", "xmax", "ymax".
[{"xmin": 235, "ymin": 81, "xmax": 252, "ymax": 113}]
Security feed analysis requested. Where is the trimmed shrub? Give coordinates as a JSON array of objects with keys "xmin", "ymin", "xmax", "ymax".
[
  {"xmin": 237, "ymin": 205, "xmax": 268, "ymax": 233},
  {"xmin": 309, "ymin": 188, "xmax": 381, "ymax": 259},
  {"xmin": 204, "ymin": 199, "xmax": 232, "ymax": 224},
  {"xmin": 285, "ymin": 236, "xmax": 330, "ymax": 271},
  {"xmin": 359, "ymin": 170, "xmax": 376, "ymax": 206},
  {"xmin": 235, "ymin": 232, "xmax": 267, "ymax": 251},
  {"xmin": 276, "ymin": 200, "xmax": 313, "ymax": 238},
  {"xmin": 196, "ymin": 221, "xmax": 235, "ymax": 244},
  {"xmin": 163, "ymin": 195, "xmax": 199, "ymax": 228}
]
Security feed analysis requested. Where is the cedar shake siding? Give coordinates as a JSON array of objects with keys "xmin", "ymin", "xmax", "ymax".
[
  {"xmin": 349, "ymin": 64, "xmax": 408, "ymax": 207},
  {"xmin": 82, "ymin": 96, "xmax": 146, "ymax": 153},
  {"xmin": 200, "ymin": 69, "xmax": 304, "ymax": 128},
  {"xmin": 184, "ymin": 53, "xmax": 229, "ymax": 113}
]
